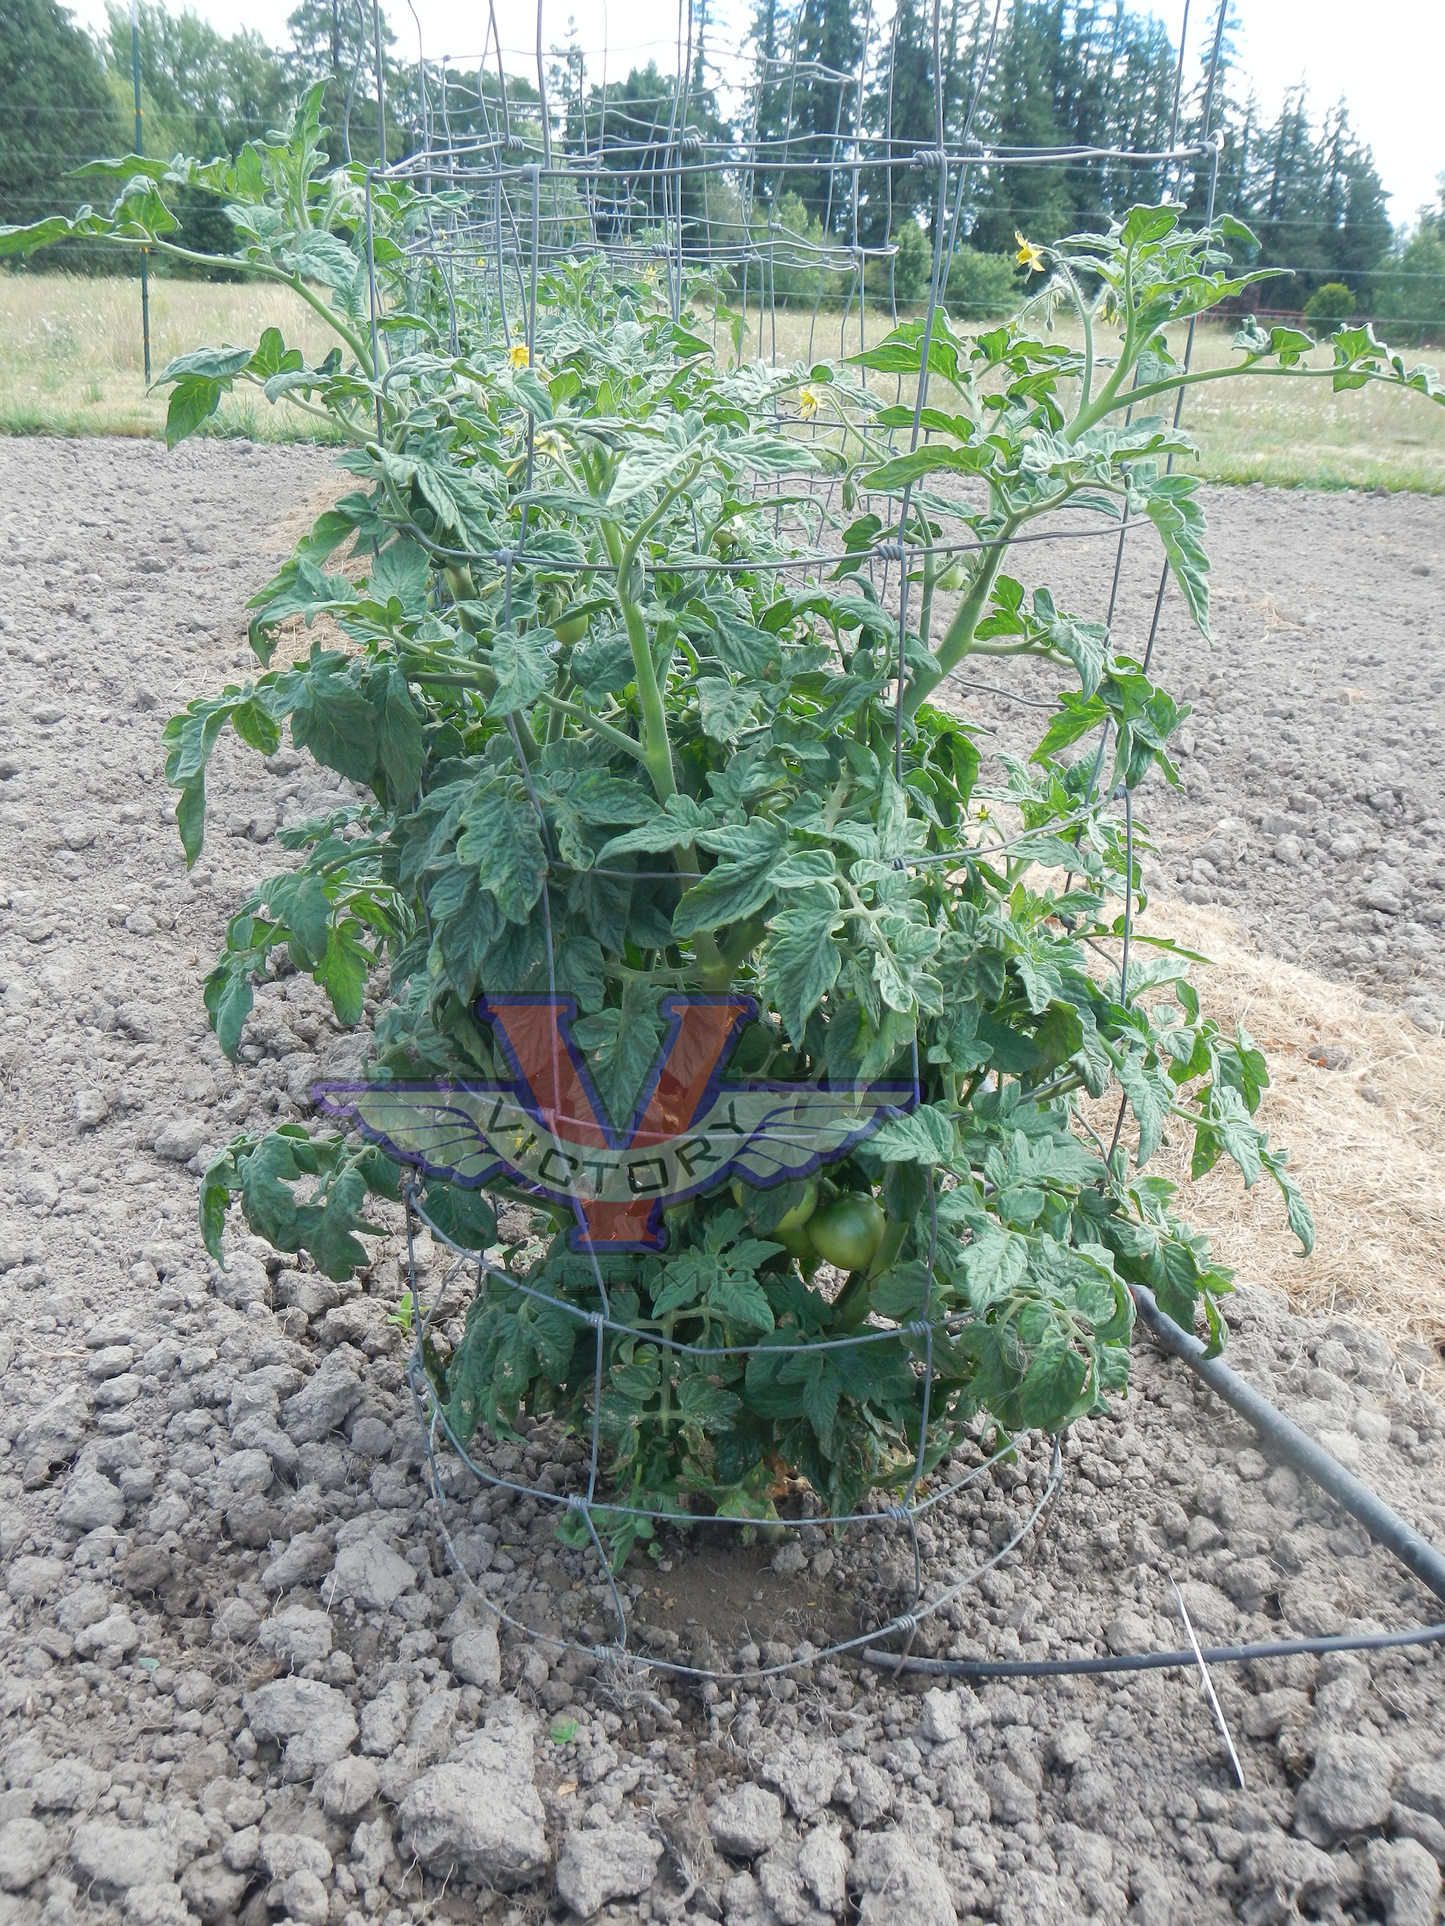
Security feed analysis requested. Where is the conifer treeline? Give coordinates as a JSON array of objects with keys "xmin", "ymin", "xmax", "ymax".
[
  {"xmin": 546, "ymin": 0, "xmax": 1438, "ymax": 328},
  {"xmin": 737, "ymin": 0, "xmax": 1409, "ymax": 318},
  {"xmin": 2, "ymin": 0, "xmax": 1439, "ymax": 329}
]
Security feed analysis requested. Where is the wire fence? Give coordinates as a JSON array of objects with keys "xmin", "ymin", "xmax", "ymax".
[
  {"xmin": 327, "ymin": 0, "xmax": 1257, "ymax": 1693},
  {"xmin": 311, "ymin": 0, "xmax": 1445, "ymax": 1718},
  {"xmin": 373, "ymin": 104, "xmax": 1221, "ymax": 366},
  {"xmin": 402, "ymin": 1181, "xmax": 1068, "ymax": 1681},
  {"xmin": 0, "ymin": 0, "xmax": 1428, "ymax": 1799}
]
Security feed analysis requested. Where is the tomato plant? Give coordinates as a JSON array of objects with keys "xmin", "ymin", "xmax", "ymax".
[{"xmin": 9, "ymin": 97, "xmax": 1441, "ymax": 1564}]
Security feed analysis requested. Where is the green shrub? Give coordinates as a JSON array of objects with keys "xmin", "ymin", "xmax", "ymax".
[
  {"xmin": 889, "ymin": 218, "xmax": 932, "ymax": 305},
  {"xmin": 1381, "ymin": 220, "xmax": 1445, "ymax": 344},
  {"xmin": 752, "ymin": 190, "xmax": 850, "ymax": 307},
  {"xmin": 945, "ymin": 248, "xmax": 1020, "ymax": 320},
  {"xmin": 1304, "ymin": 282, "xmax": 1355, "ymax": 321}
]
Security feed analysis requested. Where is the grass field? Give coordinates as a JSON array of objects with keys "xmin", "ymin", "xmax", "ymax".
[
  {"xmin": 0, "ymin": 272, "xmax": 344, "ymax": 442},
  {"xmin": 759, "ymin": 304, "xmax": 1445, "ymax": 494},
  {"xmin": 4, "ymin": 268, "xmax": 1445, "ymax": 490}
]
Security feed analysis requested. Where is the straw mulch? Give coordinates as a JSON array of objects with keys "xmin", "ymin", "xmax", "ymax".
[{"xmin": 1114, "ymin": 898, "xmax": 1445, "ymax": 1378}]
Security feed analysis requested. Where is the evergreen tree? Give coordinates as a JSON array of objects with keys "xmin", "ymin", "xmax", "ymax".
[
  {"xmin": 1224, "ymin": 88, "xmax": 1393, "ymax": 312},
  {"xmin": 965, "ymin": 1, "xmax": 1078, "ymax": 252},
  {"xmin": 6, "ymin": 0, "xmax": 1409, "ymax": 320},
  {"xmin": 747, "ymin": 0, "xmax": 789, "ymax": 200},
  {"xmin": 0, "ymin": 0, "xmax": 128, "ymax": 268},
  {"xmin": 577, "ymin": 62, "xmax": 707, "ymax": 243},
  {"xmin": 286, "ymin": 0, "xmax": 405, "ymax": 165},
  {"xmin": 863, "ymin": 0, "xmax": 935, "ymax": 239},
  {"xmin": 1383, "ymin": 182, "xmax": 1445, "ymax": 341},
  {"xmin": 1179, "ymin": 2, "xmax": 1251, "ymax": 227},
  {"xmin": 777, "ymin": 0, "xmax": 862, "ymax": 229}
]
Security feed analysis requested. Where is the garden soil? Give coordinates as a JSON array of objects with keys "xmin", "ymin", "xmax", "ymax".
[
  {"xmin": 1, "ymin": 436, "xmax": 1444, "ymax": 1926},
  {"xmin": 933, "ymin": 481, "xmax": 1445, "ymax": 1031}
]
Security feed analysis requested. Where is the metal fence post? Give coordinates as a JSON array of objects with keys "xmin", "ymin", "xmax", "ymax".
[{"xmin": 130, "ymin": 0, "xmax": 150, "ymax": 387}]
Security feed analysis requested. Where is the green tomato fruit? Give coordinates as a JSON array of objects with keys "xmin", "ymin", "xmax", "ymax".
[
  {"xmin": 552, "ymin": 611, "xmax": 589, "ymax": 645},
  {"xmin": 730, "ymin": 1178, "xmax": 819, "ymax": 1237},
  {"xmin": 773, "ymin": 1223, "xmax": 818, "ymax": 1267},
  {"xmin": 773, "ymin": 1178, "xmax": 819, "ymax": 1235},
  {"xmin": 806, "ymin": 1193, "xmax": 886, "ymax": 1272}
]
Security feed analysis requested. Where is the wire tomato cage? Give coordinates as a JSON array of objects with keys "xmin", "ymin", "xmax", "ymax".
[{"xmin": 341, "ymin": 0, "xmax": 1445, "ymax": 1702}]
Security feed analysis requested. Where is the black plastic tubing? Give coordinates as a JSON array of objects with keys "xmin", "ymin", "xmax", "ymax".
[{"xmin": 1131, "ymin": 1282, "xmax": 1445, "ymax": 1606}]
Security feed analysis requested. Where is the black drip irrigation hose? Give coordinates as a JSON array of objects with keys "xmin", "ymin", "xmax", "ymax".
[
  {"xmin": 1130, "ymin": 1283, "xmax": 1445, "ymax": 1605},
  {"xmin": 863, "ymin": 1282, "xmax": 1445, "ymax": 1682},
  {"xmin": 861, "ymin": 1622, "xmax": 1445, "ymax": 1682}
]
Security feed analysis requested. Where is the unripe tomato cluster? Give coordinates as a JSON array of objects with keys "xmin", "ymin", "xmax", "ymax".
[{"xmin": 733, "ymin": 1179, "xmax": 886, "ymax": 1273}]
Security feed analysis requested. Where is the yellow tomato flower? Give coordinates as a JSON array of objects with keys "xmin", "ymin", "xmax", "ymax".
[
  {"xmin": 1015, "ymin": 231, "xmax": 1047, "ymax": 275},
  {"xmin": 508, "ymin": 342, "xmax": 531, "ymax": 370},
  {"xmin": 798, "ymin": 387, "xmax": 819, "ymax": 420}
]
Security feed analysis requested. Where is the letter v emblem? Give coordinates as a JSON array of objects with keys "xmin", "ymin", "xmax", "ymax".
[{"xmin": 478, "ymin": 994, "xmax": 754, "ymax": 1249}]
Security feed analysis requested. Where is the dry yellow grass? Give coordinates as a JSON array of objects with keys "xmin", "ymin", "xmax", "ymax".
[
  {"xmin": 5, "ymin": 269, "xmax": 1445, "ymax": 490},
  {"xmin": 1117, "ymin": 897, "xmax": 1445, "ymax": 1373},
  {"xmin": 0, "ymin": 270, "xmax": 343, "ymax": 440},
  {"xmin": 759, "ymin": 305, "xmax": 1445, "ymax": 494}
]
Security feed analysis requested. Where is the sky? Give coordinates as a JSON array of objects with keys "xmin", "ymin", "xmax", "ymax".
[
  {"xmin": 71, "ymin": 0, "xmax": 1445, "ymax": 228},
  {"xmin": 1226, "ymin": 1, "xmax": 1442, "ymax": 223}
]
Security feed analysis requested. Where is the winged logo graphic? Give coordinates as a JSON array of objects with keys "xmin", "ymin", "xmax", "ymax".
[{"xmin": 315, "ymin": 993, "xmax": 917, "ymax": 1250}]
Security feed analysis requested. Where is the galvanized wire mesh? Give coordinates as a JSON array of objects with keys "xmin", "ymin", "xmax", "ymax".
[
  {"xmin": 404, "ymin": 1183, "xmax": 1066, "ymax": 1678},
  {"xmin": 365, "ymin": 0, "xmax": 1231, "ymax": 1683}
]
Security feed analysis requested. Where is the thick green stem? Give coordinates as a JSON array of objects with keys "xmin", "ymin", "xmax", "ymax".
[
  {"xmin": 276, "ymin": 271, "xmax": 376, "ymax": 379},
  {"xmin": 1062, "ymin": 249, "xmax": 1136, "ymax": 445},
  {"xmin": 141, "ymin": 238, "xmax": 376, "ymax": 379},
  {"xmin": 598, "ymin": 461, "xmax": 702, "ymax": 796},
  {"xmin": 972, "ymin": 641, "xmax": 1071, "ymax": 662},
  {"xmin": 78, "ymin": 226, "xmax": 377, "ymax": 383},
  {"xmin": 918, "ymin": 542, "xmax": 937, "ymax": 652},
  {"xmin": 599, "ymin": 517, "xmax": 677, "ymax": 806},
  {"xmin": 867, "ymin": 1217, "xmax": 910, "ymax": 1282},
  {"xmin": 1070, "ymin": 356, "xmax": 1130, "ymax": 443},
  {"xmin": 407, "ymin": 671, "xmax": 493, "ymax": 689},
  {"xmin": 696, "ymin": 912, "xmax": 769, "ymax": 992},
  {"xmin": 1074, "ymin": 358, "xmax": 1381, "ymax": 441},
  {"xmin": 901, "ymin": 520, "xmax": 1017, "ymax": 721},
  {"xmin": 598, "ymin": 480, "xmax": 723, "ymax": 977},
  {"xmin": 830, "ymin": 1267, "xmax": 873, "ymax": 1331},
  {"xmin": 536, "ymin": 692, "xmax": 647, "ymax": 764}
]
